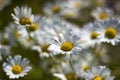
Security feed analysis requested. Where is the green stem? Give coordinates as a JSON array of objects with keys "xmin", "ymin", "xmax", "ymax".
[
  {"xmin": 25, "ymin": 26, "xmax": 33, "ymax": 40},
  {"xmin": 69, "ymin": 59, "xmax": 76, "ymax": 75}
]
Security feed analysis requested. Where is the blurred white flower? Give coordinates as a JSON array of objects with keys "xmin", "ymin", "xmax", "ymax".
[
  {"xmin": 43, "ymin": 0, "xmax": 64, "ymax": 16},
  {"xmin": 82, "ymin": 66, "xmax": 115, "ymax": 80},
  {"xmin": 79, "ymin": 22, "xmax": 101, "ymax": 48},
  {"xmin": 92, "ymin": 7, "xmax": 114, "ymax": 21}
]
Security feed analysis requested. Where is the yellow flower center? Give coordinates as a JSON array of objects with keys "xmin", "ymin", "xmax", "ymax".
[
  {"xmin": 61, "ymin": 42, "xmax": 74, "ymax": 51},
  {"xmin": 105, "ymin": 27, "xmax": 117, "ymax": 39},
  {"xmin": 14, "ymin": 31, "xmax": 20, "ymax": 38},
  {"xmin": 52, "ymin": 5, "xmax": 60, "ymax": 13},
  {"xmin": 91, "ymin": 32, "xmax": 99, "ymax": 39},
  {"xmin": 28, "ymin": 23, "xmax": 39, "ymax": 32},
  {"xmin": 66, "ymin": 73, "xmax": 75, "ymax": 80},
  {"xmin": 41, "ymin": 44, "xmax": 50, "ymax": 52},
  {"xmin": 74, "ymin": 2, "xmax": 81, "ymax": 9},
  {"xmin": 12, "ymin": 65, "xmax": 22, "ymax": 74},
  {"xmin": 83, "ymin": 65, "xmax": 90, "ymax": 71},
  {"xmin": 93, "ymin": 76, "xmax": 103, "ymax": 80},
  {"xmin": 99, "ymin": 13, "xmax": 108, "ymax": 19},
  {"xmin": 19, "ymin": 18, "xmax": 31, "ymax": 25}
]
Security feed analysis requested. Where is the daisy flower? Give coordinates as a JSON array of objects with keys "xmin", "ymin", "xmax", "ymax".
[
  {"xmin": 43, "ymin": 0, "xmax": 64, "ymax": 16},
  {"xmin": 53, "ymin": 61, "xmax": 77, "ymax": 80},
  {"xmin": 5, "ymin": 23, "xmax": 28, "ymax": 43},
  {"xmin": 11, "ymin": 6, "xmax": 34, "ymax": 26},
  {"xmin": 97, "ymin": 18, "xmax": 120, "ymax": 45},
  {"xmin": 91, "ymin": 7, "xmax": 114, "ymax": 21},
  {"xmin": 82, "ymin": 66, "xmax": 115, "ymax": 80},
  {"xmin": 48, "ymin": 28, "xmax": 82, "ymax": 59},
  {"xmin": 26, "ymin": 15, "xmax": 40, "ymax": 32},
  {"xmin": 3, "ymin": 55, "xmax": 32, "ymax": 79},
  {"xmin": 27, "ymin": 15, "xmax": 47, "ymax": 37},
  {"xmin": 80, "ymin": 22, "xmax": 101, "ymax": 48},
  {"xmin": 75, "ymin": 53, "xmax": 97, "ymax": 76}
]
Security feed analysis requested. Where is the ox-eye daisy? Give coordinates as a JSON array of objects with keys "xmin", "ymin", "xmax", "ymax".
[
  {"xmin": 11, "ymin": 6, "xmax": 34, "ymax": 26},
  {"xmin": 97, "ymin": 18, "xmax": 120, "ymax": 45},
  {"xmin": 3, "ymin": 55, "xmax": 32, "ymax": 79},
  {"xmin": 43, "ymin": 0, "xmax": 63, "ymax": 16},
  {"xmin": 82, "ymin": 66, "xmax": 115, "ymax": 80},
  {"xmin": 80, "ymin": 22, "xmax": 101, "ymax": 48},
  {"xmin": 48, "ymin": 29, "xmax": 82, "ymax": 59},
  {"xmin": 91, "ymin": 7, "xmax": 113, "ymax": 21}
]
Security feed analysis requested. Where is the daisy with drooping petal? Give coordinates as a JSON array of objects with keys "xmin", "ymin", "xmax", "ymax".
[
  {"xmin": 3, "ymin": 55, "xmax": 32, "ymax": 79},
  {"xmin": 48, "ymin": 28, "xmax": 82, "ymax": 59},
  {"xmin": 11, "ymin": 6, "xmax": 34, "ymax": 26},
  {"xmin": 82, "ymin": 66, "xmax": 115, "ymax": 80},
  {"xmin": 91, "ymin": 7, "xmax": 114, "ymax": 21},
  {"xmin": 97, "ymin": 18, "xmax": 120, "ymax": 45}
]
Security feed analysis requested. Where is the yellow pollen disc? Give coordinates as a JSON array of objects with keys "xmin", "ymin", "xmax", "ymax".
[
  {"xmin": 12, "ymin": 65, "xmax": 22, "ymax": 74},
  {"xmin": 99, "ymin": 13, "xmax": 108, "ymax": 19},
  {"xmin": 83, "ymin": 65, "xmax": 90, "ymax": 71},
  {"xmin": 52, "ymin": 5, "xmax": 60, "ymax": 13},
  {"xmin": 74, "ymin": 2, "xmax": 81, "ymax": 9},
  {"xmin": 91, "ymin": 32, "xmax": 99, "ymax": 39},
  {"xmin": 105, "ymin": 27, "xmax": 117, "ymax": 39},
  {"xmin": 14, "ymin": 31, "xmax": 20, "ymax": 38},
  {"xmin": 66, "ymin": 73, "xmax": 75, "ymax": 80},
  {"xmin": 19, "ymin": 18, "xmax": 31, "ymax": 25},
  {"xmin": 41, "ymin": 44, "xmax": 50, "ymax": 52},
  {"xmin": 61, "ymin": 42, "xmax": 74, "ymax": 51},
  {"xmin": 28, "ymin": 23, "xmax": 39, "ymax": 31},
  {"xmin": 93, "ymin": 76, "xmax": 103, "ymax": 80}
]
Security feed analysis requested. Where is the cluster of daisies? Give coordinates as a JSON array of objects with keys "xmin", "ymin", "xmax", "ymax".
[
  {"xmin": 0, "ymin": 0, "xmax": 120, "ymax": 80},
  {"xmin": 43, "ymin": 0, "xmax": 106, "ymax": 19}
]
